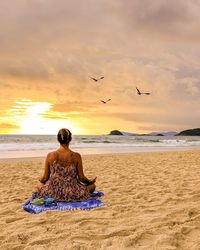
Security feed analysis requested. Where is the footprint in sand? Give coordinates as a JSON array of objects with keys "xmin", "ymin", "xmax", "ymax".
[
  {"xmin": 180, "ymin": 226, "xmax": 195, "ymax": 235},
  {"xmin": 71, "ymin": 236, "xmax": 91, "ymax": 244},
  {"xmin": 17, "ymin": 233, "xmax": 30, "ymax": 244},
  {"xmin": 29, "ymin": 237, "xmax": 56, "ymax": 246},
  {"xmin": 0, "ymin": 235, "xmax": 6, "ymax": 241},
  {"xmin": 77, "ymin": 220, "xmax": 108, "ymax": 227},
  {"xmin": 1, "ymin": 243, "xmax": 25, "ymax": 250},
  {"xmin": 5, "ymin": 217, "xmax": 23, "ymax": 223},
  {"xmin": 188, "ymin": 208, "xmax": 199, "ymax": 219},
  {"xmin": 31, "ymin": 220, "xmax": 46, "ymax": 225},
  {"xmin": 0, "ymin": 210, "xmax": 15, "ymax": 216},
  {"xmin": 123, "ymin": 231, "xmax": 156, "ymax": 248}
]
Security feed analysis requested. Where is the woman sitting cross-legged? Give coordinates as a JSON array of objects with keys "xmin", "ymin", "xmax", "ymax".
[{"xmin": 37, "ymin": 128, "xmax": 96, "ymax": 202}]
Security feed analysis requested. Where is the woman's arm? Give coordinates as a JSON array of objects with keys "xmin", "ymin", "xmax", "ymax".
[
  {"xmin": 38, "ymin": 153, "xmax": 51, "ymax": 183},
  {"xmin": 76, "ymin": 153, "xmax": 96, "ymax": 184}
]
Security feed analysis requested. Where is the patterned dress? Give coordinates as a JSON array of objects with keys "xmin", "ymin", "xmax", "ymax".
[{"xmin": 38, "ymin": 152, "xmax": 90, "ymax": 202}]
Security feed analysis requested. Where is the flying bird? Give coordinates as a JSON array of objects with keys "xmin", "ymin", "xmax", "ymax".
[
  {"xmin": 136, "ymin": 87, "xmax": 150, "ymax": 95},
  {"xmin": 100, "ymin": 99, "xmax": 111, "ymax": 104},
  {"xmin": 90, "ymin": 76, "xmax": 104, "ymax": 82}
]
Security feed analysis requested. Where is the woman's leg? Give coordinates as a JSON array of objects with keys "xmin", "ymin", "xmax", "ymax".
[
  {"xmin": 36, "ymin": 182, "xmax": 44, "ymax": 192},
  {"xmin": 87, "ymin": 183, "xmax": 96, "ymax": 193}
]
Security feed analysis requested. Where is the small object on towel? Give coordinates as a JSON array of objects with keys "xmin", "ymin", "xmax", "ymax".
[
  {"xmin": 23, "ymin": 191, "xmax": 104, "ymax": 214},
  {"xmin": 30, "ymin": 197, "xmax": 56, "ymax": 206},
  {"xmin": 90, "ymin": 191, "xmax": 104, "ymax": 197},
  {"xmin": 43, "ymin": 197, "xmax": 55, "ymax": 204},
  {"xmin": 30, "ymin": 198, "xmax": 45, "ymax": 206}
]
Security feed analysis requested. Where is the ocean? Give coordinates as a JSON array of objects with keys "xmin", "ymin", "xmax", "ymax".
[{"xmin": 0, "ymin": 134, "xmax": 200, "ymax": 159}]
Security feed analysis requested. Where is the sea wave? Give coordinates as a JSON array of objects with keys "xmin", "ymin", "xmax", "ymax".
[{"xmin": 0, "ymin": 135, "xmax": 200, "ymax": 152}]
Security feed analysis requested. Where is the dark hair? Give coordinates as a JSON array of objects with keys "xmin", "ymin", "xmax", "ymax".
[{"xmin": 57, "ymin": 128, "xmax": 72, "ymax": 145}]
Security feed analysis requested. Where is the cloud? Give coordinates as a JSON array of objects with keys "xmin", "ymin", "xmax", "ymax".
[
  {"xmin": 114, "ymin": 0, "xmax": 200, "ymax": 43},
  {"xmin": 0, "ymin": 59, "xmax": 50, "ymax": 78},
  {"xmin": 0, "ymin": 1, "xmax": 200, "ymax": 133},
  {"xmin": 0, "ymin": 123, "xmax": 20, "ymax": 129},
  {"xmin": 52, "ymin": 101, "xmax": 97, "ymax": 113},
  {"xmin": 175, "ymin": 65, "xmax": 200, "ymax": 79}
]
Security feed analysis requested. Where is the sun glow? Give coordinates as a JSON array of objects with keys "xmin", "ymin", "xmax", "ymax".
[{"xmin": 8, "ymin": 100, "xmax": 80, "ymax": 134}]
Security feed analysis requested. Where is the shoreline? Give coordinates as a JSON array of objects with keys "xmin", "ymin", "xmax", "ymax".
[
  {"xmin": 0, "ymin": 146, "xmax": 200, "ymax": 159},
  {"xmin": 0, "ymin": 148, "xmax": 200, "ymax": 163}
]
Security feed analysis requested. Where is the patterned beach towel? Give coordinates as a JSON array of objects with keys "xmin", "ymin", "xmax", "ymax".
[{"xmin": 23, "ymin": 191, "xmax": 104, "ymax": 214}]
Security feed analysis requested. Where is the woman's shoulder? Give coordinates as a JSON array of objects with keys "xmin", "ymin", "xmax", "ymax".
[
  {"xmin": 70, "ymin": 150, "xmax": 81, "ymax": 160},
  {"xmin": 46, "ymin": 150, "xmax": 58, "ymax": 162},
  {"xmin": 70, "ymin": 150, "xmax": 80, "ymax": 156}
]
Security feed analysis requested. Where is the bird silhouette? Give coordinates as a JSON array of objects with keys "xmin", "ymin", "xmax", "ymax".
[
  {"xmin": 100, "ymin": 99, "xmax": 111, "ymax": 104},
  {"xmin": 90, "ymin": 76, "xmax": 104, "ymax": 82},
  {"xmin": 136, "ymin": 87, "xmax": 150, "ymax": 95}
]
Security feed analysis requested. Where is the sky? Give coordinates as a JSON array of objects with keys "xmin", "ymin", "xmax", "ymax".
[{"xmin": 0, "ymin": 0, "xmax": 200, "ymax": 135}]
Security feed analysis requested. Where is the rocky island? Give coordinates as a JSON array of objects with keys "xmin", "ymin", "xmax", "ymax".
[
  {"xmin": 109, "ymin": 130, "xmax": 124, "ymax": 135},
  {"xmin": 176, "ymin": 128, "xmax": 200, "ymax": 136}
]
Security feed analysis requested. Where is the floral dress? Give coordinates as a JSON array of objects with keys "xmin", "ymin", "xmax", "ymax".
[{"xmin": 38, "ymin": 152, "xmax": 90, "ymax": 202}]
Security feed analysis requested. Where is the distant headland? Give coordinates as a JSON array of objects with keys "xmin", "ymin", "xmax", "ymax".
[
  {"xmin": 109, "ymin": 128, "xmax": 200, "ymax": 136},
  {"xmin": 176, "ymin": 128, "xmax": 200, "ymax": 136}
]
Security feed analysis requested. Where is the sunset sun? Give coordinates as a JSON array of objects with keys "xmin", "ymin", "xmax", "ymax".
[{"xmin": 8, "ymin": 100, "xmax": 80, "ymax": 135}]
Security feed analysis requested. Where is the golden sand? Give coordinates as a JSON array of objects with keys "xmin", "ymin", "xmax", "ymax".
[{"xmin": 1, "ymin": 150, "xmax": 200, "ymax": 250}]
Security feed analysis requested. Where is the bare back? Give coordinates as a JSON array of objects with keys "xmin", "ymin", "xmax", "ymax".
[
  {"xmin": 37, "ymin": 148, "xmax": 91, "ymax": 202},
  {"xmin": 39, "ymin": 146, "xmax": 96, "ymax": 195}
]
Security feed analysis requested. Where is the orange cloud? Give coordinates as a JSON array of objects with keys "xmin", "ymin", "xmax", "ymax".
[{"xmin": 0, "ymin": 1, "xmax": 200, "ymax": 134}]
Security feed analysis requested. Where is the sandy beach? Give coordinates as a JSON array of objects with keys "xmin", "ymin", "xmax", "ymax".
[{"xmin": 1, "ymin": 150, "xmax": 200, "ymax": 250}]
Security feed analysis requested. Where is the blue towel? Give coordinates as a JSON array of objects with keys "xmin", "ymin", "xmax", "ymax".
[{"xmin": 23, "ymin": 191, "xmax": 104, "ymax": 214}]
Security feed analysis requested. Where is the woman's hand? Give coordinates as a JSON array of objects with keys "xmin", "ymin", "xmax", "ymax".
[
  {"xmin": 38, "ymin": 176, "xmax": 42, "ymax": 182},
  {"xmin": 78, "ymin": 176, "xmax": 97, "ymax": 185},
  {"xmin": 38, "ymin": 176, "xmax": 46, "ymax": 183},
  {"xmin": 90, "ymin": 177, "xmax": 97, "ymax": 184}
]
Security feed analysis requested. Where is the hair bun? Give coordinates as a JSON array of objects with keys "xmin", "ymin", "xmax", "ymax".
[{"xmin": 57, "ymin": 128, "xmax": 72, "ymax": 144}]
